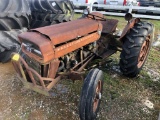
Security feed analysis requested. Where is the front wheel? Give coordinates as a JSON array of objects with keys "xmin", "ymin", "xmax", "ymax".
[
  {"xmin": 79, "ymin": 68, "xmax": 104, "ymax": 120},
  {"xmin": 120, "ymin": 21, "xmax": 153, "ymax": 77}
]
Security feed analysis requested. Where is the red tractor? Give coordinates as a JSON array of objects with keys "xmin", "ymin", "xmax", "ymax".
[{"xmin": 11, "ymin": 12, "xmax": 153, "ymax": 119}]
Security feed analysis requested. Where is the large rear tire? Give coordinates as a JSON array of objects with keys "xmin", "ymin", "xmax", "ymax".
[
  {"xmin": 119, "ymin": 21, "xmax": 153, "ymax": 77},
  {"xmin": 0, "ymin": 0, "xmax": 30, "ymax": 62},
  {"xmin": 30, "ymin": 0, "xmax": 74, "ymax": 28},
  {"xmin": 79, "ymin": 68, "xmax": 103, "ymax": 120},
  {"xmin": 0, "ymin": 28, "xmax": 27, "ymax": 63},
  {"xmin": 0, "ymin": 0, "xmax": 31, "ymax": 30}
]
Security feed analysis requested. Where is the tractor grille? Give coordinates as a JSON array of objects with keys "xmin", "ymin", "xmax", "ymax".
[{"xmin": 25, "ymin": 55, "xmax": 41, "ymax": 75}]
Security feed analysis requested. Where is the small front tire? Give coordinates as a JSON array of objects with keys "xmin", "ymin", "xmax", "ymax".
[{"xmin": 79, "ymin": 68, "xmax": 104, "ymax": 120}]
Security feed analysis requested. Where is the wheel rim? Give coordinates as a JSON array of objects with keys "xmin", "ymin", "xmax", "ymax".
[
  {"xmin": 137, "ymin": 35, "xmax": 150, "ymax": 68},
  {"xmin": 93, "ymin": 80, "xmax": 102, "ymax": 112}
]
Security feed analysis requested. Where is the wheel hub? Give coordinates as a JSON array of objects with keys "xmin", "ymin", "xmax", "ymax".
[
  {"xmin": 96, "ymin": 92, "xmax": 102, "ymax": 99},
  {"xmin": 93, "ymin": 80, "xmax": 102, "ymax": 112},
  {"xmin": 138, "ymin": 35, "xmax": 150, "ymax": 68}
]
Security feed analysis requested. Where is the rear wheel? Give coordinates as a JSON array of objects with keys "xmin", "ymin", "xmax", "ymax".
[
  {"xmin": 119, "ymin": 21, "xmax": 153, "ymax": 77},
  {"xmin": 30, "ymin": 0, "xmax": 74, "ymax": 28},
  {"xmin": 0, "ymin": 0, "xmax": 30, "ymax": 63},
  {"xmin": 79, "ymin": 68, "xmax": 103, "ymax": 120},
  {"xmin": 0, "ymin": 0, "xmax": 31, "ymax": 30},
  {"xmin": 0, "ymin": 28, "xmax": 27, "ymax": 63}
]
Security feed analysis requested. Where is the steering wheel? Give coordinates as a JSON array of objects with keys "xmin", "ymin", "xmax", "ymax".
[{"xmin": 87, "ymin": 13, "xmax": 106, "ymax": 21}]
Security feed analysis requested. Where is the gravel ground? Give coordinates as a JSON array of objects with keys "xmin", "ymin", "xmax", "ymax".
[{"xmin": 0, "ymin": 62, "xmax": 81, "ymax": 120}]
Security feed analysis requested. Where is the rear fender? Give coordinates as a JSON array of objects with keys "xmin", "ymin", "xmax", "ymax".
[{"xmin": 119, "ymin": 18, "xmax": 140, "ymax": 41}]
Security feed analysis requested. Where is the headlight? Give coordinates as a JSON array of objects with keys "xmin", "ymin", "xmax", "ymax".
[{"xmin": 22, "ymin": 42, "xmax": 42, "ymax": 57}]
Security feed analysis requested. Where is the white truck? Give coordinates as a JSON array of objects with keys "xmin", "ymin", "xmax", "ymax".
[
  {"xmin": 70, "ymin": 0, "xmax": 139, "ymax": 11},
  {"xmin": 70, "ymin": 0, "xmax": 106, "ymax": 10},
  {"xmin": 106, "ymin": 0, "xmax": 139, "ymax": 6}
]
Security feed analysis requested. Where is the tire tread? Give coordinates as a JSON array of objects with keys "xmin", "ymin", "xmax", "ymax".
[{"xmin": 120, "ymin": 21, "xmax": 153, "ymax": 77}]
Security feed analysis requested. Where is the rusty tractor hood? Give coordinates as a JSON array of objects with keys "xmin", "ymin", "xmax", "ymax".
[{"xmin": 18, "ymin": 17, "xmax": 102, "ymax": 64}]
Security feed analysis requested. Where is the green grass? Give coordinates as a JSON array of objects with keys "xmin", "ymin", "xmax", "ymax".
[{"xmin": 148, "ymin": 49, "xmax": 160, "ymax": 63}]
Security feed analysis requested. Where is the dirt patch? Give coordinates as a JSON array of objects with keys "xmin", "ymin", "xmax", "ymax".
[{"xmin": 0, "ymin": 62, "xmax": 81, "ymax": 120}]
